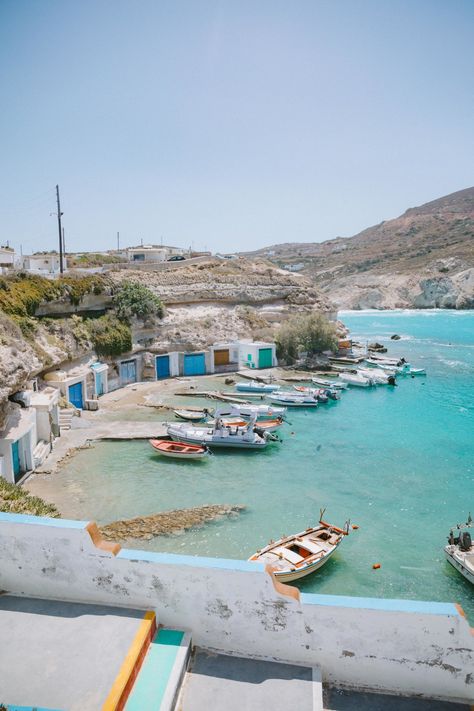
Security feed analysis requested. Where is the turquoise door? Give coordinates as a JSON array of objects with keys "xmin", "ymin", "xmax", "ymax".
[
  {"xmin": 11, "ymin": 440, "xmax": 21, "ymax": 481},
  {"xmin": 95, "ymin": 372, "xmax": 104, "ymax": 396},
  {"xmin": 156, "ymin": 355, "xmax": 170, "ymax": 379},
  {"xmin": 68, "ymin": 382, "xmax": 83, "ymax": 409},
  {"xmin": 120, "ymin": 359, "xmax": 137, "ymax": 385},
  {"xmin": 258, "ymin": 348, "xmax": 273, "ymax": 368},
  {"xmin": 183, "ymin": 353, "xmax": 206, "ymax": 376}
]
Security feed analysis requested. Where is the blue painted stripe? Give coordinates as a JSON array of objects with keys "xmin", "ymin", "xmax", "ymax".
[
  {"xmin": 118, "ymin": 548, "xmax": 266, "ymax": 572},
  {"xmin": 0, "ymin": 512, "xmax": 88, "ymax": 528},
  {"xmin": 300, "ymin": 591, "xmax": 461, "ymax": 616},
  {"xmin": 7, "ymin": 706, "xmax": 64, "ymax": 711}
]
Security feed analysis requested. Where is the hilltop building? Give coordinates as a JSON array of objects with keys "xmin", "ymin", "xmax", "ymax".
[{"xmin": 21, "ymin": 253, "xmax": 67, "ymax": 275}]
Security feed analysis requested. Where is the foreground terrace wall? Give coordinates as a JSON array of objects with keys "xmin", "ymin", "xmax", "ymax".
[{"xmin": 0, "ymin": 513, "xmax": 472, "ymax": 703}]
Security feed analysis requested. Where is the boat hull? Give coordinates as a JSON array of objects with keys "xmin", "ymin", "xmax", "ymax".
[
  {"xmin": 149, "ymin": 439, "xmax": 209, "ymax": 460},
  {"xmin": 273, "ymin": 546, "xmax": 337, "ymax": 582},
  {"xmin": 444, "ymin": 547, "xmax": 474, "ymax": 585},
  {"xmin": 270, "ymin": 398, "xmax": 318, "ymax": 407}
]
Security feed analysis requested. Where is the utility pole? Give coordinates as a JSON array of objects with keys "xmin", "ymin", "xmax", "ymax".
[
  {"xmin": 62, "ymin": 227, "xmax": 66, "ymax": 257},
  {"xmin": 117, "ymin": 231, "xmax": 120, "ymax": 251},
  {"xmin": 56, "ymin": 185, "xmax": 64, "ymax": 274}
]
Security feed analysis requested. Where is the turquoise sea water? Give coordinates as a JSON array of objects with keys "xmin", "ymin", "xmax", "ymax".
[{"xmin": 42, "ymin": 310, "xmax": 474, "ymax": 619}]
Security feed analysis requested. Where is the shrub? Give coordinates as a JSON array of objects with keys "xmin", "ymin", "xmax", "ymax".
[
  {"xmin": 113, "ymin": 281, "xmax": 164, "ymax": 322},
  {"xmin": 0, "ymin": 273, "xmax": 107, "ymax": 316},
  {"xmin": 89, "ymin": 315, "xmax": 132, "ymax": 356},
  {"xmin": 276, "ymin": 312, "xmax": 338, "ymax": 364}
]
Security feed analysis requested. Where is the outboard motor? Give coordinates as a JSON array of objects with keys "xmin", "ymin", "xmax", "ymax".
[
  {"xmin": 459, "ymin": 531, "xmax": 472, "ymax": 552},
  {"xmin": 388, "ymin": 375, "xmax": 397, "ymax": 386}
]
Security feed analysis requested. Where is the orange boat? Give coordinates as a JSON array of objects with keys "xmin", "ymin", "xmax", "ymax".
[{"xmin": 149, "ymin": 439, "xmax": 210, "ymax": 460}]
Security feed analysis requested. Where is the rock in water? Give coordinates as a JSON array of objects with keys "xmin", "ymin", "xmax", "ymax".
[
  {"xmin": 99, "ymin": 504, "xmax": 246, "ymax": 541},
  {"xmin": 391, "ymin": 334, "xmax": 401, "ymax": 340}
]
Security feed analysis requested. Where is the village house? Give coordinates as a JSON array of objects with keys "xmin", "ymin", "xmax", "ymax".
[
  {"xmin": 124, "ymin": 244, "xmax": 189, "ymax": 263},
  {"xmin": 0, "ymin": 246, "xmax": 16, "ymax": 272},
  {"xmin": 21, "ymin": 253, "xmax": 67, "ymax": 275}
]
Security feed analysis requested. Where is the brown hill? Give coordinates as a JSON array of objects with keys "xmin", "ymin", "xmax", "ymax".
[{"xmin": 244, "ymin": 187, "xmax": 474, "ymax": 309}]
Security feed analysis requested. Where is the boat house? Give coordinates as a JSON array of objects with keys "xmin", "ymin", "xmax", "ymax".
[
  {"xmin": 0, "ymin": 405, "xmax": 36, "ymax": 483},
  {"xmin": 155, "ymin": 352, "xmax": 180, "ymax": 379},
  {"xmin": 90, "ymin": 362, "xmax": 109, "ymax": 396},
  {"xmin": 43, "ymin": 367, "xmax": 90, "ymax": 410},
  {"xmin": 210, "ymin": 343, "xmax": 240, "ymax": 373},
  {"xmin": 239, "ymin": 341, "xmax": 277, "ymax": 369}
]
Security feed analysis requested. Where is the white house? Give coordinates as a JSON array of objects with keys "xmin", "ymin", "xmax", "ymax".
[
  {"xmin": 43, "ymin": 367, "xmax": 90, "ymax": 410},
  {"xmin": 210, "ymin": 342, "xmax": 240, "ymax": 372},
  {"xmin": 126, "ymin": 245, "xmax": 188, "ymax": 263},
  {"xmin": 22, "ymin": 253, "xmax": 67, "ymax": 275},
  {"xmin": 0, "ymin": 246, "xmax": 16, "ymax": 269}
]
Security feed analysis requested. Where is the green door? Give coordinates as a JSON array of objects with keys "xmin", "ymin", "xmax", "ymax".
[
  {"xmin": 258, "ymin": 348, "xmax": 273, "ymax": 368},
  {"xmin": 12, "ymin": 440, "xmax": 21, "ymax": 481}
]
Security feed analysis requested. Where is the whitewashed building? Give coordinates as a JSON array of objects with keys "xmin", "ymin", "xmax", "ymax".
[
  {"xmin": 238, "ymin": 341, "xmax": 277, "ymax": 369},
  {"xmin": 0, "ymin": 404, "xmax": 36, "ymax": 483},
  {"xmin": 22, "ymin": 253, "xmax": 67, "ymax": 275}
]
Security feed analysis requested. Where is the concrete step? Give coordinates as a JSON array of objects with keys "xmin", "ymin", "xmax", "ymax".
[
  {"xmin": 59, "ymin": 409, "xmax": 74, "ymax": 432},
  {"xmin": 33, "ymin": 440, "xmax": 50, "ymax": 468},
  {"xmin": 125, "ymin": 628, "xmax": 191, "ymax": 711},
  {"xmin": 179, "ymin": 650, "xmax": 318, "ymax": 711}
]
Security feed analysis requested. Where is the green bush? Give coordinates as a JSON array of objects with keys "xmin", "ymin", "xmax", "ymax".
[
  {"xmin": 113, "ymin": 280, "xmax": 164, "ymax": 322},
  {"xmin": 276, "ymin": 312, "xmax": 338, "ymax": 364},
  {"xmin": 0, "ymin": 273, "xmax": 107, "ymax": 316},
  {"xmin": 89, "ymin": 315, "xmax": 132, "ymax": 356}
]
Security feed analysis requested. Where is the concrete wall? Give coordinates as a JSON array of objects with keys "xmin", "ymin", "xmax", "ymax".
[{"xmin": 0, "ymin": 513, "xmax": 472, "ymax": 703}]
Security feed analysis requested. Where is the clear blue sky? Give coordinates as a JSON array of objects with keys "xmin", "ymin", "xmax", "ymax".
[{"xmin": 0, "ymin": 0, "xmax": 473, "ymax": 255}]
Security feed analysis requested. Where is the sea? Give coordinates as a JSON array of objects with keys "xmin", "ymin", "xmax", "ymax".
[{"xmin": 39, "ymin": 310, "xmax": 474, "ymax": 620}]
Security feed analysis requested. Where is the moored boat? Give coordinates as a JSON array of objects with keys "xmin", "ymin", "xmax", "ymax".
[
  {"xmin": 206, "ymin": 416, "xmax": 284, "ymax": 433},
  {"xmin": 174, "ymin": 409, "xmax": 210, "ymax": 422},
  {"xmin": 149, "ymin": 439, "xmax": 210, "ymax": 460},
  {"xmin": 444, "ymin": 515, "xmax": 473, "ymax": 585},
  {"xmin": 217, "ymin": 403, "xmax": 287, "ymax": 419},
  {"xmin": 338, "ymin": 372, "xmax": 372, "ymax": 388},
  {"xmin": 312, "ymin": 377, "xmax": 348, "ymax": 390},
  {"xmin": 248, "ymin": 514, "xmax": 349, "ymax": 582},
  {"xmin": 235, "ymin": 382, "xmax": 280, "ymax": 393},
  {"xmin": 269, "ymin": 393, "xmax": 319, "ymax": 407},
  {"xmin": 167, "ymin": 417, "xmax": 271, "ymax": 449}
]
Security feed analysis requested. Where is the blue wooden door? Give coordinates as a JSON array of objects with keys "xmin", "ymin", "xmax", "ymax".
[
  {"xmin": 156, "ymin": 355, "xmax": 170, "ymax": 379},
  {"xmin": 11, "ymin": 440, "xmax": 21, "ymax": 481},
  {"xmin": 120, "ymin": 360, "xmax": 137, "ymax": 385},
  {"xmin": 68, "ymin": 382, "xmax": 84, "ymax": 409},
  {"xmin": 95, "ymin": 372, "xmax": 104, "ymax": 396},
  {"xmin": 183, "ymin": 353, "xmax": 206, "ymax": 376}
]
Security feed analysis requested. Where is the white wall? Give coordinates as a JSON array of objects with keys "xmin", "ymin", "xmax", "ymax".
[
  {"xmin": 0, "ymin": 514, "xmax": 472, "ymax": 703},
  {"xmin": 0, "ymin": 409, "xmax": 37, "ymax": 483}
]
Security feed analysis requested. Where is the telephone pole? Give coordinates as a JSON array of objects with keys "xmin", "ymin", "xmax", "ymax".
[
  {"xmin": 56, "ymin": 185, "xmax": 64, "ymax": 274},
  {"xmin": 117, "ymin": 231, "xmax": 120, "ymax": 251}
]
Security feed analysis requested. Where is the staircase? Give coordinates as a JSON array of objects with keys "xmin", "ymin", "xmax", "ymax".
[
  {"xmin": 32, "ymin": 440, "xmax": 51, "ymax": 468},
  {"xmin": 124, "ymin": 628, "xmax": 191, "ymax": 711},
  {"xmin": 59, "ymin": 408, "xmax": 74, "ymax": 432}
]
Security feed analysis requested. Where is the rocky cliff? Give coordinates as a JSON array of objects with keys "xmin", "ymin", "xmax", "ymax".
[
  {"xmin": 0, "ymin": 260, "xmax": 332, "ymax": 426},
  {"xmin": 243, "ymin": 187, "xmax": 474, "ymax": 309}
]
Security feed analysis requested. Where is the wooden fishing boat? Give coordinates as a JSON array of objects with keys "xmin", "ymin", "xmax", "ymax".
[
  {"xmin": 174, "ymin": 409, "xmax": 209, "ymax": 422},
  {"xmin": 149, "ymin": 439, "xmax": 210, "ymax": 460},
  {"xmin": 167, "ymin": 419, "xmax": 270, "ymax": 449},
  {"xmin": 249, "ymin": 515, "xmax": 349, "ymax": 582},
  {"xmin": 445, "ymin": 516, "xmax": 473, "ymax": 585}
]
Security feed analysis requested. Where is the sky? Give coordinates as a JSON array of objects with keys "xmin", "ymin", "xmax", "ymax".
[{"xmin": 0, "ymin": 0, "xmax": 473, "ymax": 255}]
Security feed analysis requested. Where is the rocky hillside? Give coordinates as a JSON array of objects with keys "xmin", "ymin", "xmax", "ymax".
[
  {"xmin": 244, "ymin": 187, "xmax": 474, "ymax": 309},
  {"xmin": 110, "ymin": 258, "xmax": 334, "ymax": 350},
  {"xmin": 0, "ymin": 261, "xmax": 332, "ymax": 427}
]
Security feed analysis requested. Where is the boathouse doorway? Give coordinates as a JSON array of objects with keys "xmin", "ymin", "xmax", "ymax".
[
  {"xmin": 183, "ymin": 353, "xmax": 206, "ymax": 376},
  {"xmin": 156, "ymin": 355, "xmax": 170, "ymax": 379}
]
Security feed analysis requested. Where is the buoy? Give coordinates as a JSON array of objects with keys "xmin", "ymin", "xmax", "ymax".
[
  {"xmin": 352, "ymin": 524, "xmax": 359, "ymax": 530},
  {"xmin": 372, "ymin": 563, "xmax": 381, "ymax": 570}
]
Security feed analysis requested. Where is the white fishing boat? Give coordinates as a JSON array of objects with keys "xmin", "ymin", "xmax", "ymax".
[
  {"xmin": 249, "ymin": 512, "xmax": 349, "ymax": 583},
  {"xmin": 217, "ymin": 403, "xmax": 287, "ymax": 419},
  {"xmin": 269, "ymin": 393, "xmax": 319, "ymax": 407},
  {"xmin": 292, "ymin": 385, "xmax": 333, "ymax": 402},
  {"xmin": 174, "ymin": 409, "xmax": 210, "ymax": 422},
  {"xmin": 167, "ymin": 416, "xmax": 271, "ymax": 449},
  {"xmin": 444, "ymin": 516, "xmax": 473, "ymax": 585},
  {"xmin": 235, "ymin": 382, "xmax": 280, "ymax": 393},
  {"xmin": 357, "ymin": 368, "xmax": 394, "ymax": 385},
  {"xmin": 338, "ymin": 372, "xmax": 372, "ymax": 388},
  {"xmin": 365, "ymin": 355, "xmax": 406, "ymax": 367},
  {"xmin": 312, "ymin": 377, "xmax": 348, "ymax": 390},
  {"xmin": 206, "ymin": 416, "xmax": 284, "ymax": 433}
]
